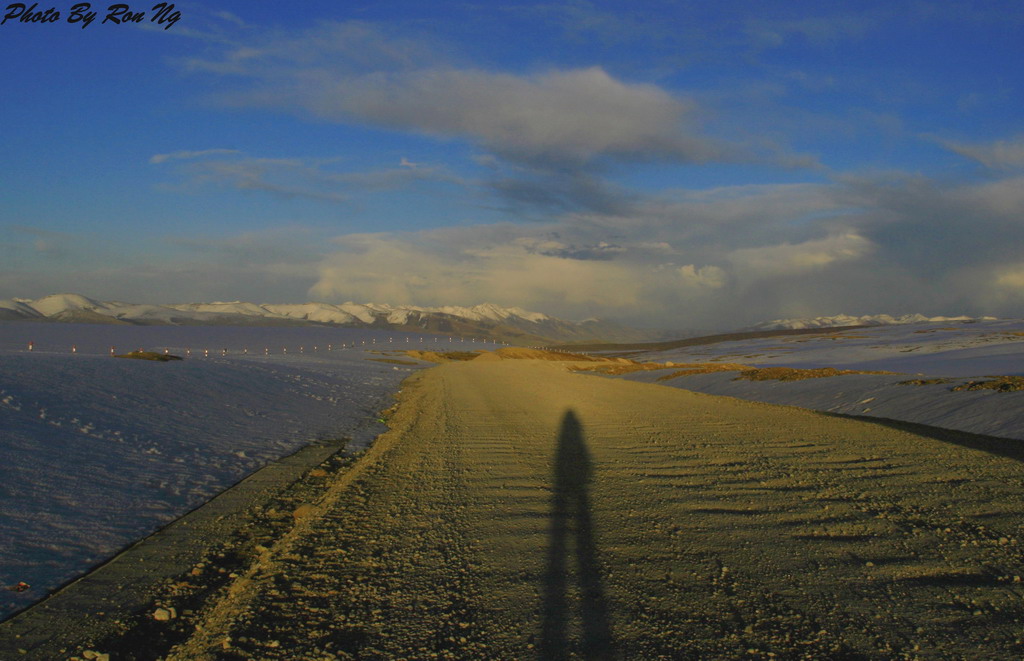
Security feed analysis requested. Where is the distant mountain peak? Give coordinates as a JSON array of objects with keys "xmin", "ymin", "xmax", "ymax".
[{"xmin": 0, "ymin": 293, "xmax": 660, "ymax": 344}]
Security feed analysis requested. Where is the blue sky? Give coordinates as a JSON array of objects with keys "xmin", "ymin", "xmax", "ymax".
[{"xmin": 2, "ymin": 1, "xmax": 1023, "ymax": 329}]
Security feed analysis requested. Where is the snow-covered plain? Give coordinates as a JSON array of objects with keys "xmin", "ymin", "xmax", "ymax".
[
  {"xmin": 620, "ymin": 319, "xmax": 1024, "ymax": 440},
  {"xmin": 0, "ymin": 323, "xmax": 489, "ymax": 621}
]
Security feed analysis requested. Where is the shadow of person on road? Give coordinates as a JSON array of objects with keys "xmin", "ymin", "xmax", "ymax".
[{"xmin": 540, "ymin": 409, "xmax": 615, "ymax": 660}]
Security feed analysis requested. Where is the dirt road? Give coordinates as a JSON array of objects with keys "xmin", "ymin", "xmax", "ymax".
[{"xmin": 28, "ymin": 357, "xmax": 1024, "ymax": 659}]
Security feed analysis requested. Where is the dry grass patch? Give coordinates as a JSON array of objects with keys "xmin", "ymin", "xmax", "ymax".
[
  {"xmin": 403, "ymin": 350, "xmax": 483, "ymax": 363},
  {"xmin": 569, "ymin": 361, "xmax": 678, "ymax": 375},
  {"xmin": 485, "ymin": 347, "xmax": 606, "ymax": 361},
  {"xmin": 952, "ymin": 376, "xmax": 1024, "ymax": 392},
  {"xmin": 575, "ymin": 360, "xmax": 900, "ymax": 383},
  {"xmin": 656, "ymin": 363, "xmax": 751, "ymax": 381},
  {"xmin": 736, "ymin": 366, "xmax": 897, "ymax": 382},
  {"xmin": 406, "ymin": 347, "xmax": 611, "ymax": 363},
  {"xmin": 367, "ymin": 358, "xmax": 423, "ymax": 366},
  {"xmin": 898, "ymin": 378, "xmax": 956, "ymax": 386},
  {"xmin": 114, "ymin": 351, "xmax": 183, "ymax": 362}
]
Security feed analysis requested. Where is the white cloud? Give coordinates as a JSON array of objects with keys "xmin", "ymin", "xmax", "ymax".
[
  {"xmin": 154, "ymin": 151, "xmax": 463, "ymax": 203},
  {"xmin": 956, "ymin": 175, "xmax": 1024, "ymax": 215},
  {"xmin": 995, "ymin": 265, "xmax": 1024, "ymax": 292},
  {"xmin": 744, "ymin": 14, "xmax": 873, "ymax": 49},
  {"xmin": 212, "ymin": 10, "xmax": 248, "ymax": 28},
  {"xmin": 188, "ymin": 158, "xmax": 351, "ymax": 202},
  {"xmin": 939, "ymin": 136, "xmax": 1024, "ymax": 170},
  {"xmin": 292, "ymin": 66, "xmax": 722, "ymax": 166},
  {"xmin": 183, "ymin": 21, "xmax": 441, "ymax": 76},
  {"xmin": 149, "ymin": 149, "xmax": 241, "ymax": 164},
  {"xmin": 678, "ymin": 264, "xmax": 727, "ymax": 289},
  {"xmin": 184, "ymin": 21, "xmax": 726, "ymax": 169},
  {"xmin": 310, "ymin": 231, "xmax": 643, "ymax": 314},
  {"xmin": 728, "ymin": 232, "xmax": 872, "ymax": 283},
  {"xmin": 179, "ymin": 19, "xmax": 836, "ymax": 220}
]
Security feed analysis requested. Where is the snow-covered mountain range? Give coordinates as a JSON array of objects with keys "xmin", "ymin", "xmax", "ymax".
[
  {"xmin": 0, "ymin": 293, "xmax": 657, "ymax": 344},
  {"xmin": 748, "ymin": 313, "xmax": 999, "ymax": 331}
]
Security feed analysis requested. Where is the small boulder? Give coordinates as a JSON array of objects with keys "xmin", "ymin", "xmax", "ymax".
[{"xmin": 153, "ymin": 606, "xmax": 177, "ymax": 621}]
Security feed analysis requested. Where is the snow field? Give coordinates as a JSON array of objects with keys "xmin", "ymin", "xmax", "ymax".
[
  {"xmin": 0, "ymin": 323, "xmax": 466, "ymax": 620},
  {"xmin": 624, "ymin": 320, "xmax": 1024, "ymax": 441}
]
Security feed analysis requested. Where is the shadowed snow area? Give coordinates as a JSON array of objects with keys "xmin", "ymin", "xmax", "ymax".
[
  {"xmin": 0, "ymin": 323, "xmax": 475, "ymax": 620},
  {"xmin": 623, "ymin": 319, "xmax": 1024, "ymax": 440}
]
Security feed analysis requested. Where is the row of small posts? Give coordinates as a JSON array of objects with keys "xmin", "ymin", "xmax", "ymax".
[{"xmin": 24, "ymin": 335, "xmax": 506, "ymax": 356}]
